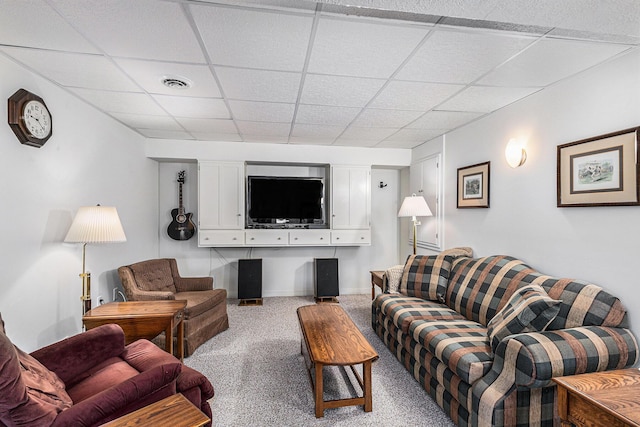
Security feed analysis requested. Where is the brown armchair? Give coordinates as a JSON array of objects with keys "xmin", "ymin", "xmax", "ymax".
[{"xmin": 118, "ymin": 258, "xmax": 228, "ymax": 356}]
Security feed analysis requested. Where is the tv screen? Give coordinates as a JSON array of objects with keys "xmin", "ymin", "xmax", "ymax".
[{"xmin": 247, "ymin": 176, "xmax": 325, "ymax": 226}]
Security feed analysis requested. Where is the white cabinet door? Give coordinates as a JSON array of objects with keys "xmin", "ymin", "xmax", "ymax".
[
  {"xmin": 331, "ymin": 166, "xmax": 371, "ymax": 230},
  {"xmin": 198, "ymin": 161, "xmax": 244, "ymax": 230},
  {"xmin": 409, "ymin": 154, "xmax": 442, "ymax": 250}
]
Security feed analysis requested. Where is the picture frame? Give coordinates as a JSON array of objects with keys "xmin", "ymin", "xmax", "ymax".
[
  {"xmin": 457, "ymin": 161, "xmax": 490, "ymax": 208},
  {"xmin": 557, "ymin": 127, "xmax": 640, "ymax": 207}
]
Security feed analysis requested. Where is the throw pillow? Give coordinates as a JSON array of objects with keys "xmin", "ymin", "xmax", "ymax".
[
  {"xmin": 0, "ymin": 313, "xmax": 72, "ymax": 426},
  {"xmin": 384, "ymin": 265, "xmax": 404, "ymax": 293},
  {"xmin": 399, "ymin": 254, "xmax": 452, "ymax": 301},
  {"xmin": 487, "ymin": 284, "xmax": 561, "ymax": 353}
]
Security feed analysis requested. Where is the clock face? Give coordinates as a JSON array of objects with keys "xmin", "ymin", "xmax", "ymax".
[{"xmin": 23, "ymin": 100, "xmax": 52, "ymax": 139}]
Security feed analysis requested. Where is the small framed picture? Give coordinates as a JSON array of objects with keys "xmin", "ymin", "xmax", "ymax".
[
  {"xmin": 557, "ymin": 127, "xmax": 639, "ymax": 207},
  {"xmin": 457, "ymin": 161, "xmax": 490, "ymax": 208}
]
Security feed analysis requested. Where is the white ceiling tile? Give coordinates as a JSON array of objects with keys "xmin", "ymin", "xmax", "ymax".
[
  {"xmin": 408, "ymin": 111, "xmax": 484, "ymax": 129},
  {"xmin": 396, "ymin": 29, "xmax": 535, "ymax": 84},
  {"xmin": 375, "ymin": 139, "xmax": 423, "ymax": 149},
  {"xmin": 437, "ymin": 86, "xmax": 540, "ymax": 113},
  {"xmin": 244, "ymin": 135, "xmax": 289, "ymax": 143},
  {"xmin": 152, "ymin": 95, "xmax": 230, "ymax": 119},
  {"xmin": 191, "ymin": 4, "xmax": 313, "ymax": 71},
  {"xmin": 339, "ymin": 127, "xmax": 398, "ymax": 141},
  {"xmin": 138, "ymin": 129, "xmax": 195, "ymax": 139},
  {"xmin": 308, "ymin": 16, "xmax": 429, "ymax": 78},
  {"xmin": 291, "ymin": 124, "xmax": 344, "ymax": 139},
  {"xmin": 332, "ymin": 138, "xmax": 381, "ymax": 147},
  {"xmin": 236, "ymin": 121, "xmax": 291, "ymax": 137},
  {"xmin": 215, "ymin": 67, "xmax": 301, "ymax": 103},
  {"xmin": 2, "ymin": 47, "xmax": 139, "ymax": 91},
  {"xmin": 383, "ymin": 128, "xmax": 444, "ymax": 144},
  {"xmin": 190, "ymin": 132, "xmax": 243, "ymax": 142},
  {"xmin": 478, "ymin": 38, "xmax": 630, "ymax": 87},
  {"xmin": 115, "ymin": 59, "xmax": 221, "ymax": 97},
  {"xmin": 110, "ymin": 113, "xmax": 182, "ymax": 131},
  {"xmin": 370, "ymin": 81, "xmax": 464, "ymax": 111},
  {"xmin": 289, "ymin": 136, "xmax": 335, "ymax": 145},
  {"xmin": 300, "ymin": 74, "xmax": 386, "ymax": 107},
  {"xmin": 0, "ymin": 0, "xmax": 99, "ymax": 53},
  {"xmin": 351, "ymin": 109, "xmax": 424, "ymax": 128},
  {"xmin": 69, "ymin": 88, "xmax": 166, "ymax": 115},
  {"xmin": 295, "ymin": 105, "xmax": 362, "ymax": 126},
  {"xmin": 51, "ymin": 0, "xmax": 205, "ymax": 62},
  {"xmin": 228, "ymin": 100, "xmax": 295, "ymax": 122},
  {"xmin": 175, "ymin": 118, "xmax": 238, "ymax": 134}
]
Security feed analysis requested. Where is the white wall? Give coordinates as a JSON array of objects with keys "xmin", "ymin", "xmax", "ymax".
[
  {"xmin": 0, "ymin": 54, "xmax": 159, "ymax": 351},
  {"xmin": 157, "ymin": 162, "xmax": 401, "ymax": 298},
  {"xmin": 421, "ymin": 49, "xmax": 640, "ymax": 336}
]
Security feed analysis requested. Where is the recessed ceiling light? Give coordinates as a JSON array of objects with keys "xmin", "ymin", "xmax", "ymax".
[{"xmin": 161, "ymin": 75, "xmax": 193, "ymax": 89}]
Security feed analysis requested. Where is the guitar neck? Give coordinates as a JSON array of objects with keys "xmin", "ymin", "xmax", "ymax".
[{"xmin": 178, "ymin": 181, "xmax": 185, "ymax": 214}]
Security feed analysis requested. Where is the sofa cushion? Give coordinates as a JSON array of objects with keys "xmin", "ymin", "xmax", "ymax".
[
  {"xmin": 375, "ymin": 294, "xmax": 466, "ymax": 334},
  {"xmin": 129, "ymin": 260, "xmax": 177, "ymax": 293},
  {"xmin": 409, "ymin": 319, "xmax": 493, "ymax": 384},
  {"xmin": 384, "ymin": 264, "xmax": 404, "ymax": 293},
  {"xmin": 175, "ymin": 289, "xmax": 227, "ymax": 319},
  {"xmin": 399, "ymin": 254, "xmax": 452, "ymax": 301},
  {"xmin": 65, "ymin": 357, "xmax": 139, "ymax": 403},
  {"xmin": 0, "ymin": 314, "xmax": 72, "ymax": 426},
  {"xmin": 446, "ymin": 256, "xmax": 538, "ymax": 326},
  {"xmin": 487, "ymin": 284, "xmax": 561, "ymax": 353}
]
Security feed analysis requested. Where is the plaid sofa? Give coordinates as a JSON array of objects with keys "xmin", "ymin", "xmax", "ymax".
[{"xmin": 372, "ymin": 254, "xmax": 638, "ymax": 427}]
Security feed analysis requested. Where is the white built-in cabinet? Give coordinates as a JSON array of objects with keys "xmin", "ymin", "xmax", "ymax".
[
  {"xmin": 197, "ymin": 161, "xmax": 371, "ymax": 247},
  {"xmin": 409, "ymin": 154, "xmax": 442, "ymax": 250}
]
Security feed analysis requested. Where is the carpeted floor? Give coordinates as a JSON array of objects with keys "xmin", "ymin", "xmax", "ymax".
[{"xmin": 185, "ymin": 294, "xmax": 456, "ymax": 426}]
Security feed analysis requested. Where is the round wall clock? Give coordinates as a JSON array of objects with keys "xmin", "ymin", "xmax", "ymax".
[{"xmin": 7, "ymin": 88, "xmax": 53, "ymax": 148}]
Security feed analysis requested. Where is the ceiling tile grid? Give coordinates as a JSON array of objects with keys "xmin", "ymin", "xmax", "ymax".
[{"xmin": 0, "ymin": 0, "xmax": 637, "ymax": 149}]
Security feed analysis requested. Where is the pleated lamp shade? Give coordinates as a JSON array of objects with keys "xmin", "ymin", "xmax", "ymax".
[
  {"xmin": 64, "ymin": 206, "xmax": 127, "ymax": 243},
  {"xmin": 398, "ymin": 194, "xmax": 432, "ymax": 218}
]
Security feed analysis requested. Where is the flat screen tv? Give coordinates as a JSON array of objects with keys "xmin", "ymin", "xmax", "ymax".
[{"xmin": 247, "ymin": 176, "xmax": 326, "ymax": 228}]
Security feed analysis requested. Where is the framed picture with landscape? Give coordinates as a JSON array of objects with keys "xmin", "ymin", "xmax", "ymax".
[
  {"xmin": 557, "ymin": 127, "xmax": 640, "ymax": 207},
  {"xmin": 457, "ymin": 161, "xmax": 490, "ymax": 208}
]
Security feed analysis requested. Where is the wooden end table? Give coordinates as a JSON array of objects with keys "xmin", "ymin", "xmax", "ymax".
[
  {"xmin": 297, "ymin": 304, "xmax": 378, "ymax": 418},
  {"xmin": 100, "ymin": 393, "xmax": 209, "ymax": 427},
  {"xmin": 370, "ymin": 270, "xmax": 384, "ymax": 299},
  {"xmin": 553, "ymin": 368, "xmax": 640, "ymax": 427},
  {"xmin": 83, "ymin": 300, "xmax": 187, "ymax": 361}
]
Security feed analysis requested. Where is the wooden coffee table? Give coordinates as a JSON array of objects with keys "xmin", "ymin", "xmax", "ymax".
[
  {"xmin": 553, "ymin": 368, "xmax": 640, "ymax": 427},
  {"xmin": 101, "ymin": 393, "xmax": 209, "ymax": 427},
  {"xmin": 297, "ymin": 304, "xmax": 378, "ymax": 418},
  {"xmin": 83, "ymin": 300, "xmax": 187, "ymax": 361}
]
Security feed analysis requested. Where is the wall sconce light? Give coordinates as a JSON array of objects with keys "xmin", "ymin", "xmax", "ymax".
[{"xmin": 505, "ymin": 138, "xmax": 527, "ymax": 168}]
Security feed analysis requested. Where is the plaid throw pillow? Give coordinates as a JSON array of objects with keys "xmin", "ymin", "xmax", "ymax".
[
  {"xmin": 487, "ymin": 284, "xmax": 561, "ymax": 353},
  {"xmin": 399, "ymin": 254, "xmax": 452, "ymax": 301}
]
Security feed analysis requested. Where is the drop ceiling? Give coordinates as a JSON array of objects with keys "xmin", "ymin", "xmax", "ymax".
[{"xmin": 0, "ymin": 0, "xmax": 638, "ymax": 149}]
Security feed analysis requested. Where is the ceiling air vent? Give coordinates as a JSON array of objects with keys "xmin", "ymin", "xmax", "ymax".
[{"xmin": 161, "ymin": 75, "xmax": 193, "ymax": 89}]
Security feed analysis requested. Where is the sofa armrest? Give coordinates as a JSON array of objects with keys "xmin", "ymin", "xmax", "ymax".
[
  {"xmin": 50, "ymin": 363, "xmax": 181, "ymax": 427},
  {"xmin": 495, "ymin": 326, "xmax": 638, "ymax": 388},
  {"xmin": 174, "ymin": 276, "xmax": 213, "ymax": 293},
  {"xmin": 30, "ymin": 324, "xmax": 125, "ymax": 385},
  {"xmin": 131, "ymin": 290, "xmax": 176, "ymax": 301}
]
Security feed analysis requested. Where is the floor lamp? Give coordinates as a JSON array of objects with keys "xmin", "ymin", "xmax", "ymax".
[
  {"xmin": 398, "ymin": 194, "xmax": 432, "ymax": 255},
  {"xmin": 64, "ymin": 205, "xmax": 127, "ymax": 315}
]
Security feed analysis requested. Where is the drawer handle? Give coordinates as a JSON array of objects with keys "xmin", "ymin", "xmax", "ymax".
[
  {"xmin": 361, "ymin": 236, "xmax": 364, "ymax": 239},
  {"xmin": 251, "ymin": 237, "xmax": 255, "ymax": 240},
  {"xmin": 232, "ymin": 237, "xmax": 237, "ymax": 240},
  {"xmin": 205, "ymin": 237, "xmax": 209, "ymax": 240},
  {"xmin": 320, "ymin": 237, "xmax": 323, "ymax": 240},
  {"xmin": 237, "ymin": 213, "xmax": 241, "ymax": 216},
  {"xmin": 295, "ymin": 237, "xmax": 298, "ymax": 240},
  {"xmin": 277, "ymin": 237, "xmax": 281, "ymax": 240},
  {"xmin": 336, "ymin": 237, "xmax": 340, "ymax": 240}
]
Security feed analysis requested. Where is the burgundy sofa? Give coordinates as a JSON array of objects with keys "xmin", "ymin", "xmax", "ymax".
[{"xmin": 0, "ymin": 315, "xmax": 214, "ymax": 426}]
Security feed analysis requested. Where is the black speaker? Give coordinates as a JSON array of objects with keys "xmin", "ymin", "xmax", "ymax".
[
  {"xmin": 238, "ymin": 259, "xmax": 262, "ymax": 301},
  {"xmin": 314, "ymin": 258, "xmax": 339, "ymax": 298}
]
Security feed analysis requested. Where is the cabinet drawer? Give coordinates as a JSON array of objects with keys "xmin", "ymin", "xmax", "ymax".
[
  {"xmin": 199, "ymin": 230, "xmax": 244, "ymax": 247},
  {"xmin": 245, "ymin": 230, "xmax": 288, "ymax": 246},
  {"xmin": 331, "ymin": 230, "xmax": 371, "ymax": 246},
  {"xmin": 289, "ymin": 230, "xmax": 331, "ymax": 245}
]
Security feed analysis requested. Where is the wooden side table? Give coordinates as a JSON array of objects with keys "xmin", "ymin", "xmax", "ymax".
[
  {"xmin": 370, "ymin": 270, "xmax": 384, "ymax": 299},
  {"xmin": 553, "ymin": 368, "xmax": 640, "ymax": 427},
  {"xmin": 101, "ymin": 393, "xmax": 209, "ymax": 427},
  {"xmin": 83, "ymin": 300, "xmax": 187, "ymax": 361}
]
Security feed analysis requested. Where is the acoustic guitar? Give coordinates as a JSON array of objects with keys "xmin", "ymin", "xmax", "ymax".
[{"xmin": 167, "ymin": 170, "xmax": 196, "ymax": 240}]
